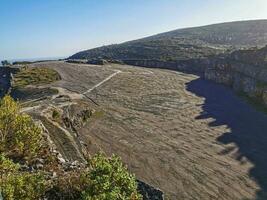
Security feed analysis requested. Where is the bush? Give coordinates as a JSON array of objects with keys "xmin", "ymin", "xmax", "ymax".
[
  {"xmin": 45, "ymin": 170, "xmax": 88, "ymax": 200},
  {"xmin": 0, "ymin": 96, "xmax": 20, "ymax": 149},
  {"xmin": 82, "ymin": 153, "xmax": 142, "ymax": 200},
  {"xmin": 0, "ymin": 154, "xmax": 46, "ymax": 200},
  {"xmin": 45, "ymin": 153, "xmax": 142, "ymax": 200},
  {"xmin": 12, "ymin": 114, "xmax": 43, "ymax": 158},
  {"xmin": 0, "ymin": 153, "xmax": 19, "ymax": 174},
  {"xmin": 0, "ymin": 96, "xmax": 43, "ymax": 160},
  {"xmin": 52, "ymin": 109, "xmax": 60, "ymax": 120}
]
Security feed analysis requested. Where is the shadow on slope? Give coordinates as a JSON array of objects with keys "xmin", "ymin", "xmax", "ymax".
[{"xmin": 186, "ymin": 78, "xmax": 267, "ymax": 200}]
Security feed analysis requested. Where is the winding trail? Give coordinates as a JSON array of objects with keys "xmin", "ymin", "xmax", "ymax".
[{"xmin": 82, "ymin": 69, "xmax": 121, "ymax": 95}]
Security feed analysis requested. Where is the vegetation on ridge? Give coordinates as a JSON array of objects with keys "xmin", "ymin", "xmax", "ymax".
[
  {"xmin": 69, "ymin": 20, "xmax": 267, "ymax": 62},
  {"xmin": 0, "ymin": 95, "xmax": 43, "ymax": 160},
  {"xmin": 0, "ymin": 96, "xmax": 142, "ymax": 200},
  {"xmin": 13, "ymin": 67, "xmax": 61, "ymax": 89}
]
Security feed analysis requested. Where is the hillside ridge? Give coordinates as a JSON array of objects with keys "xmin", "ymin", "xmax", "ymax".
[{"xmin": 70, "ymin": 19, "xmax": 267, "ymax": 61}]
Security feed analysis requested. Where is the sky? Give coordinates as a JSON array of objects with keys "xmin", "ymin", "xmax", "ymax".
[{"xmin": 1, "ymin": 0, "xmax": 267, "ymax": 60}]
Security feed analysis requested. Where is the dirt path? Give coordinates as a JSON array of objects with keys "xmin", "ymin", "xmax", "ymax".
[
  {"xmin": 30, "ymin": 62, "xmax": 267, "ymax": 200},
  {"xmin": 83, "ymin": 69, "xmax": 121, "ymax": 95}
]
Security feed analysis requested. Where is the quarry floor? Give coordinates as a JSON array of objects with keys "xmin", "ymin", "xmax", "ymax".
[{"xmin": 29, "ymin": 61, "xmax": 267, "ymax": 200}]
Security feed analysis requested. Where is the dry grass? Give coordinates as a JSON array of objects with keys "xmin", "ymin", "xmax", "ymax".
[{"xmin": 13, "ymin": 67, "xmax": 60, "ymax": 88}]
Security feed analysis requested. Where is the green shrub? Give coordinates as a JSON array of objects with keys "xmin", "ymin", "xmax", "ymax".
[
  {"xmin": 52, "ymin": 109, "xmax": 61, "ymax": 120},
  {"xmin": 0, "ymin": 96, "xmax": 43, "ymax": 160},
  {"xmin": 46, "ymin": 153, "xmax": 142, "ymax": 200},
  {"xmin": 12, "ymin": 114, "xmax": 43, "ymax": 158},
  {"xmin": 82, "ymin": 153, "xmax": 142, "ymax": 200},
  {"xmin": 0, "ymin": 154, "xmax": 19, "ymax": 174},
  {"xmin": 0, "ymin": 96, "xmax": 20, "ymax": 150},
  {"xmin": 0, "ymin": 154, "xmax": 46, "ymax": 200},
  {"xmin": 1, "ymin": 172, "xmax": 46, "ymax": 200}
]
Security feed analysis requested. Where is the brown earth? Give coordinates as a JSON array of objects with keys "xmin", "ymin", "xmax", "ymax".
[{"xmin": 27, "ymin": 61, "xmax": 267, "ymax": 200}]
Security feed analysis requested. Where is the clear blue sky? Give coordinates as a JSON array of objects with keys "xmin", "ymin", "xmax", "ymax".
[{"xmin": 1, "ymin": 0, "xmax": 267, "ymax": 60}]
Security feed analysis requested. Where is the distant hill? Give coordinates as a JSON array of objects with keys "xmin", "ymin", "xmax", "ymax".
[{"xmin": 69, "ymin": 20, "xmax": 267, "ymax": 61}]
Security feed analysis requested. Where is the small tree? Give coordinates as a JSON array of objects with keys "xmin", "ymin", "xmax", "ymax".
[{"xmin": 1, "ymin": 60, "xmax": 10, "ymax": 66}]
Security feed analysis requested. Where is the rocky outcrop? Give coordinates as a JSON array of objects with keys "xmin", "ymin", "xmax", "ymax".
[
  {"xmin": 62, "ymin": 103, "xmax": 94, "ymax": 133},
  {"xmin": 204, "ymin": 46, "xmax": 267, "ymax": 106},
  {"xmin": 0, "ymin": 67, "xmax": 17, "ymax": 97},
  {"xmin": 123, "ymin": 59, "xmax": 207, "ymax": 74},
  {"xmin": 137, "ymin": 180, "xmax": 164, "ymax": 200}
]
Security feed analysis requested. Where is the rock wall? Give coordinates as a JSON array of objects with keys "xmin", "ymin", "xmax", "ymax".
[
  {"xmin": 204, "ymin": 48, "xmax": 267, "ymax": 106},
  {"xmin": 123, "ymin": 59, "xmax": 207, "ymax": 74}
]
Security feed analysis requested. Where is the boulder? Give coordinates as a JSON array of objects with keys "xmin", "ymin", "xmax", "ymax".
[{"xmin": 137, "ymin": 180, "xmax": 164, "ymax": 200}]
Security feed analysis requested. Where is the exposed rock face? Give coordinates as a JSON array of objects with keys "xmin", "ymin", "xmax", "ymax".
[
  {"xmin": 62, "ymin": 103, "xmax": 94, "ymax": 133},
  {"xmin": 123, "ymin": 59, "xmax": 207, "ymax": 74},
  {"xmin": 204, "ymin": 46, "xmax": 267, "ymax": 106},
  {"xmin": 86, "ymin": 59, "xmax": 108, "ymax": 65}
]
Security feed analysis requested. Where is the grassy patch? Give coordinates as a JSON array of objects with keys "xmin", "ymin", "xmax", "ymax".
[
  {"xmin": 13, "ymin": 67, "xmax": 61, "ymax": 88},
  {"xmin": 52, "ymin": 109, "xmax": 61, "ymax": 119}
]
